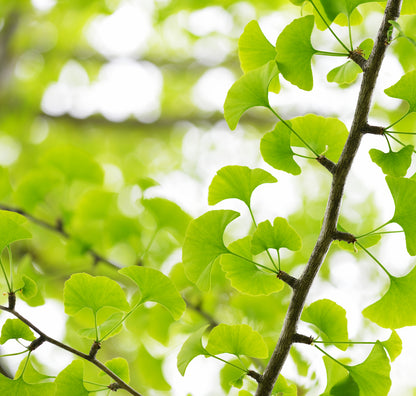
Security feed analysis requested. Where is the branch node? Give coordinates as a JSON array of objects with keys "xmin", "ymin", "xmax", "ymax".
[
  {"xmin": 362, "ymin": 124, "xmax": 385, "ymax": 135},
  {"xmin": 89, "ymin": 340, "xmax": 101, "ymax": 359},
  {"xmin": 292, "ymin": 333, "xmax": 314, "ymax": 345},
  {"xmin": 28, "ymin": 335, "xmax": 46, "ymax": 351},
  {"xmin": 8, "ymin": 292, "xmax": 16, "ymax": 310},
  {"xmin": 333, "ymin": 230, "xmax": 357, "ymax": 244},
  {"xmin": 316, "ymin": 155, "xmax": 336, "ymax": 174},
  {"xmin": 108, "ymin": 382, "xmax": 122, "ymax": 391},
  {"xmin": 247, "ymin": 370, "xmax": 263, "ymax": 383},
  {"xmin": 348, "ymin": 50, "xmax": 368, "ymax": 71},
  {"xmin": 277, "ymin": 270, "xmax": 298, "ymax": 289}
]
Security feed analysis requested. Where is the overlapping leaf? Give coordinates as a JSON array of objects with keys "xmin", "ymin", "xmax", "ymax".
[
  {"xmin": 182, "ymin": 210, "xmax": 239, "ymax": 291},
  {"xmin": 0, "ymin": 369, "xmax": 54, "ymax": 396},
  {"xmin": 362, "ymin": 265, "xmax": 416, "ymax": 328},
  {"xmin": 369, "ymin": 145, "xmax": 413, "ymax": 177},
  {"xmin": 78, "ymin": 312, "xmax": 124, "ymax": 340},
  {"xmin": 208, "ymin": 165, "xmax": 276, "ymax": 208},
  {"xmin": 103, "ymin": 358, "xmax": 130, "ymax": 383},
  {"xmin": 276, "ymin": 15, "xmax": 316, "ymax": 90},
  {"xmin": 382, "ymin": 331, "xmax": 402, "ymax": 362},
  {"xmin": 55, "ymin": 360, "xmax": 88, "ymax": 396},
  {"xmin": 224, "ymin": 61, "xmax": 278, "ymax": 130},
  {"xmin": 177, "ymin": 326, "xmax": 209, "ymax": 375},
  {"xmin": 301, "ymin": 299, "xmax": 348, "ymax": 350},
  {"xmin": 384, "ymin": 70, "xmax": 416, "ymax": 112},
  {"xmin": 0, "ymin": 319, "xmax": 35, "ymax": 344},
  {"xmin": 319, "ymin": 0, "xmax": 379, "ymax": 22},
  {"xmin": 0, "ymin": 210, "xmax": 31, "ymax": 253}
]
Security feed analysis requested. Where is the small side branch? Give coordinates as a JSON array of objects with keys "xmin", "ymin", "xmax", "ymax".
[
  {"xmin": 247, "ymin": 370, "xmax": 263, "ymax": 383},
  {"xmin": 362, "ymin": 124, "xmax": 384, "ymax": 135},
  {"xmin": 89, "ymin": 341, "xmax": 101, "ymax": 359},
  {"xmin": 348, "ymin": 50, "xmax": 367, "ymax": 71},
  {"xmin": 28, "ymin": 335, "xmax": 46, "ymax": 351},
  {"xmin": 277, "ymin": 271, "xmax": 298, "ymax": 289},
  {"xmin": 333, "ymin": 230, "xmax": 356, "ymax": 244},
  {"xmin": 316, "ymin": 155, "xmax": 336, "ymax": 174},
  {"xmin": 292, "ymin": 333, "xmax": 314, "ymax": 345}
]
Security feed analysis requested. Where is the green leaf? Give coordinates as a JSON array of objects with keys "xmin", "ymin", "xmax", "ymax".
[
  {"xmin": 224, "ymin": 61, "xmax": 278, "ymax": 130},
  {"xmin": 260, "ymin": 121, "xmax": 301, "ymax": 175},
  {"xmin": 103, "ymin": 357, "xmax": 130, "ymax": 383},
  {"xmin": 0, "ymin": 367, "xmax": 54, "ymax": 396},
  {"xmin": 369, "ymin": 145, "xmax": 413, "ymax": 177},
  {"xmin": 272, "ymin": 374, "xmax": 297, "ymax": 395},
  {"xmin": 382, "ymin": 331, "xmax": 402, "ymax": 362},
  {"xmin": 346, "ymin": 342, "xmax": 391, "ymax": 396},
  {"xmin": 251, "ymin": 217, "xmax": 302, "ymax": 255},
  {"xmin": 20, "ymin": 275, "xmax": 38, "ymax": 299},
  {"xmin": 0, "ymin": 167, "xmax": 12, "ymax": 200},
  {"xmin": 206, "ymin": 323, "xmax": 268, "ymax": 359},
  {"xmin": 290, "ymin": 115, "xmax": 349, "ymax": 162},
  {"xmin": 386, "ymin": 176, "xmax": 416, "ymax": 255},
  {"xmin": 15, "ymin": 357, "xmax": 51, "ymax": 384},
  {"xmin": 330, "ymin": 375, "xmax": 359, "ymax": 396},
  {"xmin": 301, "ymin": 299, "xmax": 349, "ymax": 351},
  {"xmin": 177, "ymin": 326, "xmax": 209, "ymax": 376},
  {"xmin": 384, "ymin": 70, "xmax": 416, "ymax": 112},
  {"xmin": 220, "ymin": 358, "xmax": 248, "ymax": 392},
  {"xmin": 362, "ymin": 265, "xmax": 416, "ymax": 328},
  {"xmin": 0, "ymin": 211, "xmax": 31, "ymax": 253},
  {"xmin": 327, "ymin": 39, "xmax": 373, "ymax": 85},
  {"xmin": 142, "ymin": 197, "xmax": 192, "ymax": 241},
  {"xmin": 55, "ymin": 360, "xmax": 88, "ymax": 396},
  {"xmin": 276, "ymin": 15, "xmax": 316, "ymax": 91},
  {"xmin": 78, "ymin": 312, "xmax": 124, "ymax": 340},
  {"xmin": 182, "ymin": 210, "xmax": 239, "ymax": 291},
  {"xmin": 319, "ymin": 0, "xmax": 379, "ymax": 22},
  {"xmin": 321, "ymin": 355, "xmax": 351, "ymax": 396},
  {"xmin": 208, "ymin": 165, "xmax": 277, "ymax": 208},
  {"xmin": 119, "ymin": 266, "xmax": 185, "ymax": 320},
  {"xmin": 220, "ymin": 237, "xmax": 283, "ymax": 295},
  {"xmin": 238, "ymin": 21, "xmax": 276, "ymax": 73},
  {"xmin": 64, "ymin": 273, "xmax": 130, "ymax": 316},
  {"xmin": 402, "ymin": 0, "xmax": 416, "ymax": 14},
  {"xmin": 0, "ymin": 319, "xmax": 35, "ymax": 344}
]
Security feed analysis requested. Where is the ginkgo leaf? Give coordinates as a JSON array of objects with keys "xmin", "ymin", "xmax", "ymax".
[
  {"xmin": 329, "ymin": 375, "xmax": 359, "ymax": 396},
  {"xmin": 238, "ymin": 20, "xmax": 276, "ymax": 73},
  {"xmin": 382, "ymin": 331, "xmax": 402, "ymax": 362},
  {"xmin": 119, "ymin": 266, "xmax": 186, "ymax": 320},
  {"xmin": 362, "ymin": 265, "xmax": 416, "ymax": 328},
  {"xmin": 276, "ymin": 15, "xmax": 316, "ymax": 91},
  {"xmin": 177, "ymin": 325, "xmax": 209, "ymax": 376},
  {"xmin": 220, "ymin": 358, "xmax": 247, "ymax": 392},
  {"xmin": 78, "ymin": 312, "xmax": 124, "ymax": 340},
  {"xmin": 0, "ymin": 319, "xmax": 35, "ymax": 344},
  {"xmin": 290, "ymin": 114, "xmax": 349, "ymax": 162},
  {"xmin": 319, "ymin": 0, "xmax": 379, "ymax": 22},
  {"xmin": 64, "ymin": 273, "xmax": 130, "ymax": 316},
  {"xmin": 15, "ymin": 357, "xmax": 51, "ymax": 384},
  {"xmin": 0, "ymin": 210, "xmax": 31, "ymax": 253},
  {"xmin": 0, "ymin": 368, "xmax": 54, "ymax": 396},
  {"xmin": 272, "ymin": 374, "xmax": 297, "ymax": 395},
  {"xmin": 302, "ymin": 299, "xmax": 348, "ymax": 350},
  {"xmin": 220, "ymin": 237, "xmax": 283, "ymax": 295},
  {"xmin": 103, "ymin": 358, "xmax": 130, "ymax": 383},
  {"xmin": 224, "ymin": 61, "xmax": 278, "ymax": 130},
  {"xmin": 182, "ymin": 210, "xmax": 239, "ymax": 291},
  {"xmin": 208, "ymin": 165, "xmax": 277, "ymax": 208},
  {"xmin": 55, "ymin": 360, "xmax": 88, "ymax": 396},
  {"xmin": 260, "ymin": 121, "xmax": 302, "ymax": 175},
  {"xmin": 384, "ymin": 70, "xmax": 416, "ymax": 112},
  {"xmin": 251, "ymin": 217, "xmax": 302, "ymax": 255},
  {"xmin": 321, "ymin": 355, "xmax": 351, "ymax": 396},
  {"xmin": 206, "ymin": 323, "xmax": 268, "ymax": 359},
  {"xmin": 369, "ymin": 145, "xmax": 413, "ymax": 177},
  {"xmin": 386, "ymin": 176, "xmax": 416, "ymax": 255},
  {"xmin": 21, "ymin": 275, "xmax": 38, "ymax": 299}
]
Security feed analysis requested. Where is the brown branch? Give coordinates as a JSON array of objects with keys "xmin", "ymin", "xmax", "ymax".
[
  {"xmin": 255, "ymin": 2, "xmax": 402, "ymax": 395},
  {"xmin": 316, "ymin": 155, "xmax": 336, "ymax": 174},
  {"xmin": 362, "ymin": 124, "xmax": 385, "ymax": 135},
  {"xmin": 333, "ymin": 230, "xmax": 356, "ymax": 244},
  {"xmin": 292, "ymin": 333, "xmax": 314, "ymax": 345},
  {"xmin": 277, "ymin": 270, "xmax": 298, "ymax": 289}
]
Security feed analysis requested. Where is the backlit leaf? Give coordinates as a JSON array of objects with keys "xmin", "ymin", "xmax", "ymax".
[
  {"xmin": 182, "ymin": 210, "xmax": 239, "ymax": 291},
  {"xmin": 21, "ymin": 275, "xmax": 38, "ymax": 299},
  {"xmin": 220, "ymin": 358, "xmax": 248, "ymax": 392},
  {"xmin": 0, "ymin": 210, "xmax": 31, "ymax": 253},
  {"xmin": 382, "ymin": 331, "xmax": 402, "ymax": 362},
  {"xmin": 362, "ymin": 265, "xmax": 416, "ymax": 328},
  {"xmin": 301, "ymin": 299, "xmax": 349, "ymax": 350},
  {"xmin": 0, "ymin": 319, "xmax": 35, "ymax": 344},
  {"xmin": 276, "ymin": 15, "xmax": 316, "ymax": 91},
  {"xmin": 78, "ymin": 312, "xmax": 124, "ymax": 340},
  {"xmin": 119, "ymin": 266, "xmax": 185, "ymax": 320},
  {"xmin": 369, "ymin": 145, "xmax": 413, "ymax": 177},
  {"xmin": 321, "ymin": 355, "xmax": 350, "ymax": 396},
  {"xmin": 206, "ymin": 323, "xmax": 268, "ymax": 359},
  {"xmin": 104, "ymin": 357, "xmax": 130, "ymax": 383},
  {"xmin": 272, "ymin": 374, "xmax": 297, "ymax": 395},
  {"xmin": 208, "ymin": 165, "xmax": 277, "ymax": 208},
  {"xmin": 55, "ymin": 360, "xmax": 88, "ymax": 396},
  {"xmin": 0, "ymin": 369, "xmax": 54, "ymax": 396},
  {"xmin": 319, "ymin": 0, "xmax": 379, "ymax": 22},
  {"xmin": 384, "ymin": 70, "xmax": 416, "ymax": 112},
  {"xmin": 224, "ymin": 61, "xmax": 278, "ymax": 130},
  {"xmin": 64, "ymin": 273, "xmax": 130, "ymax": 316},
  {"xmin": 220, "ymin": 237, "xmax": 283, "ymax": 295}
]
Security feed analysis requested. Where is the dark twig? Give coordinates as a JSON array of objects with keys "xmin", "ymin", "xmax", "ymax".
[
  {"xmin": 316, "ymin": 155, "xmax": 336, "ymax": 174},
  {"xmin": 292, "ymin": 333, "xmax": 314, "ymax": 345},
  {"xmin": 348, "ymin": 50, "xmax": 368, "ymax": 71},
  {"xmin": 277, "ymin": 270, "xmax": 298, "ymax": 289},
  {"xmin": 248, "ymin": 370, "xmax": 263, "ymax": 383},
  {"xmin": 333, "ymin": 230, "xmax": 356, "ymax": 244},
  {"xmin": 362, "ymin": 124, "xmax": 385, "ymax": 135}
]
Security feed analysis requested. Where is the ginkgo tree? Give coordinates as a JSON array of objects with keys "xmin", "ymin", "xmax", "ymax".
[{"xmin": 0, "ymin": 0, "xmax": 415, "ymax": 395}]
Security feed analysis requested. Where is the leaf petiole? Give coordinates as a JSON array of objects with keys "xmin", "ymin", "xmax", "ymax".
[
  {"xmin": 355, "ymin": 221, "xmax": 391, "ymax": 238},
  {"xmin": 209, "ymin": 353, "xmax": 248, "ymax": 373},
  {"xmin": 355, "ymin": 241, "xmax": 392, "ymax": 278},
  {"xmin": 385, "ymin": 111, "xmax": 411, "ymax": 130},
  {"xmin": 0, "ymin": 251, "xmax": 12, "ymax": 293},
  {"xmin": 314, "ymin": 344, "xmax": 347, "ymax": 368},
  {"xmin": 315, "ymin": 50, "xmax": 349, "ymax": 57},
  {"xmin": 229, "ymin": 251, "xmax": 278, "ymax": 275}
]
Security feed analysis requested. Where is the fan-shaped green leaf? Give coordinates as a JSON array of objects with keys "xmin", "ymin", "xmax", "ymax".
[
  {"xmin": 321, "ymin": 355, "xmax": 351, "ymax": 396},
  {"xmin": 224, "ymin": 61, "xmax": 278, "ymax": 130},
  {"xmin": 55, "ymin": 360, "xmax": 88, "ymax": 396},
  {"xmin": 384, "ymin": 70, "xmax": 416, "ymax": 112},
  {"xmin": 330, "ymin": 375, "xmax": 359, "ymax": 396},
  {"xmin": 208, "ymin": 165, "xmax": 276, "ymax": 208},
  {"xmin": 320, "ymin": 0, "xmax": 379, "ymax": 22},
  {"xmin": 369, "ymin": 145, "xmax": 413, "ymax": 177},
  {"xmin": 177, "ymin": 326, "xmax": 209, "ymax": 376},
  {"xmin": 272, "ymin": 374, "xmax": 297, "ymax": 395},
  {"xmin": 290, "ymin": 115, "xmax": 349, "ymax": 162},
  {"xmin": 206, "ymin": 323, "xmax": 268, "ymax": 359},
  {"xmin": 301, "ymin": 299, "xmax": 348, "ymax": 351},
  {"xmin": 21, "ymin": 275, "xmax": 38, "ymax": 299},
  {"xmin": 182, "ymin": 210, "xmax": 239, "ymax": 291},
  {"xmin": 78, "ymin": 312, "xmax": 124, "ymax": 340},
  {"xmin": 0, "ymin": 211, "xmax": 31, "ymax": 253},
  {"xmin": 276, "ymin": 15, "xmax": 316, "ymax": 91},
  {"xmin": 251, "ymin": 217, "xmax": 302, "ymax": 255},
  {"xmin": 64, "ymin": 273, "xmax": 129, "ymax": 316},
  {"xmin": 103, "ymin": 358, "xmax": 130, "ymax": 383},
  {"xmin": 382, "ymin": 331, "xmax": 402, "ymax": 362},
  {"xmin": 260, "ymin": 121, "xmax": 301, "ymax": 175},
  {"xmin": 386, "ymin": 176, "xmax": 416, "ymax": 255},
  {"xmin": 220, "ymin": 358, "xmax": 248, "ymax": 392},
  {"xmin": 363, "ymin": 265, "xmax": 416, "ymax": 328},
  {"xmin": 220, "ymin": 237, "xmax": 283, "ymax": 295},
  {"xmin": 0, "ymin": 319, "xmax": 35, "ymax": 344},
  {"xmin": 119, "ymin": 266, "xmax": 185, "ymax": 320},
  {"xmin": 15, "ymin": 358, "xmax": 51, "ymax": 384},
  {"xmin": 0, "ymin": 368, "xmax": 54, "ymax": 396}
]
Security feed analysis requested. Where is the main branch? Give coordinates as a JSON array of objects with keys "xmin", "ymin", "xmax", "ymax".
[{"xmin": 255, "ymin": 1, "xmax": 402, "ymax": 394}]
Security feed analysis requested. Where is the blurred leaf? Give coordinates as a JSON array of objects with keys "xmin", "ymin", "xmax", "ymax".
[
  {"xmin": 104, "ymin": 357, "xmax": 130, "ymax": 383},
  {"xmin": 369, "ymin": 145, "xmax": 413, "ymax": 177},
  {"xmin": 119, "ymin": 266, "xmax": 185, "ymax": 320},
  {"xmin": 208, "ymin": 165, "xmax": 276, "ymax": 208},
  {"xmin": 319, "ymin": 0, "xmax": 379, "ymax": 22},
  {"xmin": 78, "ymin": 312, "xmax": 123, "ymax": 340},
  {"xmin": 0, "ymin": 167, "xmax": 12, "ymax": 199},
  {"xmin": 55, "ymin": 360, "xmax": 88, "ymax": 396},
  {"xmin": 20, "ymin": 275, "xmax": 38, "ymax": 299},
  {"xmin": 220, "ymin": 358, "xmax": 248, "ymax": 392},
  {"xmin": 0, "ymin": 319, "xmax": 35, "ymax": 344},
  {"xmin": 272, "ymin": 374, "xmax": 297, "ymax": 395},
  {"xmin": 0, "ymin": 210, "xmax": 31, "ymax": 253},
  {"xmin": 182, "ymin": 210, "xmax": 239, "ymax": 291},
  {"xmin": 384, "ymin": 70, "xmax": 416, "ymax": 112}
]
